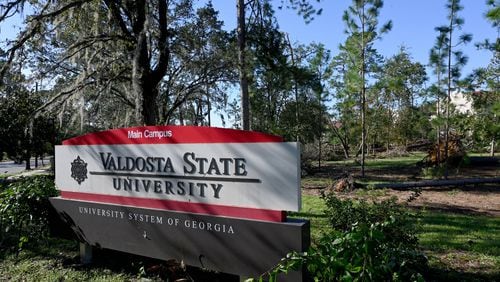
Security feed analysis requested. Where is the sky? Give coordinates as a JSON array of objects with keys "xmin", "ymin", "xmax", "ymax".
[{"xmin": 207, "ymin": 0, "xmax": 497, "ymax": 80}]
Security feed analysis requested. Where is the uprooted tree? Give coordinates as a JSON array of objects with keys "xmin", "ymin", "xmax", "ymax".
[{"xmin": 422, "ymin": 133, "xmax": 466, "ymax": 167}]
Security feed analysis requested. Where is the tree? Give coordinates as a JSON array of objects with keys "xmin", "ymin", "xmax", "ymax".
[
  {"xmin": 429, "ymin": 28, "xmax": 449, "ymax": 164},
  {"xmin": 278, "ymin": 0, "xmax": 323, "ymax": 23},
  {"xmin": 158, "ymin": 4, "xmax": 235, "ymax": 126},
  {"xmin": 237, "ymin": 0, "xmax": 250, "ymax": 130},
  {"xmin": 0, "ymin": 70, "xmax": 54, "ymax": 168},
  {"xmin": 236, "ymin": 0, "xmax": 323, "ymax": 130},
  {"xmin": 437, "ymin": 0, "xmax": 472, "ymax": 175},
  {"xmin": 463, "ymin": 0, "xmax": 499, "ymax": 156},
  {"xmin": 476, "ymin": 0, "xmax": 499, "ymax": 52},
  {"xmin": 242, "ymin": 2, "xmax": 323, "ymax": 141},
  {"xmin": 1, "ymin": 0, "xmax": 233, "ymax": 128},
  {"xmin": 330, "ymin": 49, "xmax": 359, "ymax": 159},
  {"xmin": 307, "ymin": 43, "xmax": 332, "ymax": 167},
  {"xmin": 378, "ymin": 48, "xmax": 427, "ymax": 146},
  {"xmin": 339, "ymin": 0, "xmax": 391, "ymax": 176}
]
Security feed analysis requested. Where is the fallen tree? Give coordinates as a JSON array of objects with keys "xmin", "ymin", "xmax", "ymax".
[{"xmin": 366, "ymin": 177, "xmax": 500, "ymax": 190}]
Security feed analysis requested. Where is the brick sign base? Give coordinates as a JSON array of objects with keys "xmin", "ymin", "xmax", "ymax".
[{"xmin": 50, "ymin": 198, "xmax": 310, "ymax": 281}]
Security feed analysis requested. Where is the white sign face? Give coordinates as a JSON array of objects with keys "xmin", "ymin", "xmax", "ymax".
[{"xmin": 55, "ymin": 126, "xmax": 301, "ymax": 216}]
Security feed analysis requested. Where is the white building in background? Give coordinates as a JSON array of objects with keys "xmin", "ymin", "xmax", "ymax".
[
  {"xmin": 450, "ymin": 91, "xmax": 473, "ymax": 114},
  {"xmin": 430, "ymin": 91, "xmax": 474, "ymax": 121}
]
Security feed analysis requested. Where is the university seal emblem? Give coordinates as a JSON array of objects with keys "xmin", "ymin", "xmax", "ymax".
[{"xmin": 71, "ymin": 156, "xmax": 88, "ymax": 185}]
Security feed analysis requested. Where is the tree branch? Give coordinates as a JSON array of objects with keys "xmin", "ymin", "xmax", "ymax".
[
  {"xmin": 0, "ymin": 0, "xmax": 24, "ymax": 22},
  {"xmin": 0, "ymin": 0, "xmax": 90, "ymax": 85},
  {"xmin": 151, "ymin": 0, "xmax": 170, "ymax": 85},
  {"xmin": 102, "ymin": 0, "xmax": 134, "ymax": 42}
]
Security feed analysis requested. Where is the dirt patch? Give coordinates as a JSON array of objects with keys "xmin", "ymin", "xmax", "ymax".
[{"xmin": 386, "ymin": 185, "xmax": 500, "ymax": 216}]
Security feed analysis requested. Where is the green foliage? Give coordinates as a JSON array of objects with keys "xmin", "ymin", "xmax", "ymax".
[
  {"xmin": 308, "ymin": 223, "xmax": 425, "ymax": 281},
  {"xmin": 2, "ymin": 1, "xmax": 236, "ymax": 128},
  {"xmin": 278, "ymin": 0, "xmax": 323, "ymax": 24},
  {"xmin": 463, "ymin": 55, "xmax": 500, "ymax": 153},
  {"xmin": 255, "ymin": 195, "xmax": 427, "ymax": 281},
  {"xmin": 243, "ymin": 7, "xmax": 327, "ymax": 141},
  {"xmin": 332, "ymin": 0, "xmax": 392, "ymax": 172},
  {"xmin": 0, "ymin": 175, "xmax": 58, "ymax": 252},
  {"xmin": 322, "ymin": 195, "xmax": 420, "ymax": 249},
  {"xmin": 378, "ymin": 48, "xmax": 427, "ymax": 114},
  {"xmin": 0, "ymin": 72, "xmax": 56, "ymax": 163}
]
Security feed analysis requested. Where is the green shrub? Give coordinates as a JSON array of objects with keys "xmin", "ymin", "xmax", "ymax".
[
  {"xmin": 0, "ymin": 175, "xmax": 58, "ymax": 252},
  {"xmin": 323, "ymin": 194, "xmax": 419, "ymax": 249},
  {"xmin": 255, "ymin": 196, "xmax": 427, "ymax": 281}
]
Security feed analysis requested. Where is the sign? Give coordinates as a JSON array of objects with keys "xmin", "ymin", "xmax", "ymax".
[
  {"xmin": 50, "ymin": 198, "xmax": 309, "ymax": 280},
  {"xmin": 51, "ymin": 126, "xmax": 309, "ymax": 280},
  {"xmin": 55, "ymin": 126, "xmax": 301, "ymax": 221}
]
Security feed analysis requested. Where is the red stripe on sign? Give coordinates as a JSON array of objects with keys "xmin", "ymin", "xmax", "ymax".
[
  {"xmin": 62, "ymin": 126, "xmax": 283, "ymax": 145},
  {"xmin": 60, "ymin": 191, "xmax": 286, "ymax": 222}
]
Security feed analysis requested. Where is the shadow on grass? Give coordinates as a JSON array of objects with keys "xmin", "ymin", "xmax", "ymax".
[
  {"xmin": 426, "ymin": 266, "xmax": 500, "ymax": 282},
  {"xmin": 411, "ymin": 183, "xmax": 500, "ymax": 193},
  {"xmin": 289, "ymin": 211, "xmax": 328, "ymax": 218},
  {"xmin": 415, "ymin": 209, "xmax": 500, "ymax": 281},
  {"xmin": 417, "ymin": 210, "xmax": 500, "ymax": 254},
  {"xmin": 412, "ymin": 204, "xmax": 499, "ymax": 217},
  {"xmin": 0, "ymin": 237, "xmax": 79, "ymax": 268}
]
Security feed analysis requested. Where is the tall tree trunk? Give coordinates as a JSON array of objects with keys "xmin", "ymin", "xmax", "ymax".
[
  {"xmin": 436, "ymin": 56, "xmax": 442, "ymax": 165},
  {"xmin": 360, "ymin": 4, "xmax": 367, "ymax": 178},
  {"xmin": 318, "ymin": 137, "xmax": 322, "ymax": 169},
  {"xmin": 132, "ymin": 1, "xmax": 151, "ymax": 126},
  {"xmin": 491, "ymin": 138, "xmax": 496, "ymax": 157},
  {"xmin": 206, "ymin": 80, "xmax": 211, "ymax": 126},
  {"xmin": 25, "ymin": 122, "xmax": 32, "ymax": 170},
  {"xmin": 285, "ymin": 34, "xmax": 300, "ymax": 141},
  {"xmin": 134, "ymin": 39, "xmax": 159, "ymax": 126},
  {"xmin": 436, "ymin": 94, "xmax": 441, "ymax": 164},
  {"xmin": 132, "ymin": 32, "xmax": 160, "ymax": 126},
  {"xmin": 142, "ymin": 84, "xmax": 158, "ymax": 126},
  {"xmin": 129, "ymin": 0, "xmax": 169, "ymax": 126},
  {"xmin": 25, "ymin": 155, "xmax": 31, "ymax": 170},
  {"xmin": 237, "ymin": 0, "xmax": 250, "ymax": 130},
  {"xmin": 444, "ymin": 0, "xmax": 456, "ymax": 179}
]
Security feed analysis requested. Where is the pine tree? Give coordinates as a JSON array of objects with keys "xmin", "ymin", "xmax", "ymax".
[{"xmin": 340, "ymin": 0, "xmax": 391, "ymax": 177}]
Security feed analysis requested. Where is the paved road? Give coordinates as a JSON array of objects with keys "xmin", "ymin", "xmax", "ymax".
[{"xmin": 0, "ymin": 159, "xmax": 48, "ymax": 175}]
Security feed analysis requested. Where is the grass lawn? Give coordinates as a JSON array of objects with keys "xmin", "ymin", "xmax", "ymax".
[
  {"xmin": 418, "ymin": 210, "xmax": 500, "ymax": 280},
  {"xmin": 292, "ymin": 194, "xmax": 329, "ymax": 241},
  {"xmin": 0, "ymin": 239, "xmax": 137, "ymax": 281},
  {"xmin": 326, "ymin": 152, "xmax": 427, "ymax": 169},
  {"xmin": 300, "ymin": 152, "xmax": 499, "ymax": 279},
  {"xmin": 0, "ymin": 238, "xmax": 232, "ymax": 281}
]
